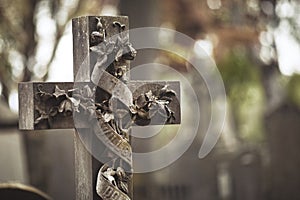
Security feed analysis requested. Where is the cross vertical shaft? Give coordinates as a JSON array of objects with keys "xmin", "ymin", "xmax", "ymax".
[{"xmin": 72, "ymin": 16, "xmax": 133, "ymax": 200}]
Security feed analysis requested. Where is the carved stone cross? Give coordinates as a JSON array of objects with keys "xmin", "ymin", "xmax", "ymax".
[{"xmin": 19, "ymin": 16, "xmax": 181, "ymax": 200}]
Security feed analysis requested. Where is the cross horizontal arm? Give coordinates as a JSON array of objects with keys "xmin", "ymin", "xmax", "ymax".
[
  {"xmin": 19, "ymin": 81, "xmax": 180, "ymax": 130},
  {"xmin": 19, "ymin": 82, "xmax": 75, "ymax": 130}
]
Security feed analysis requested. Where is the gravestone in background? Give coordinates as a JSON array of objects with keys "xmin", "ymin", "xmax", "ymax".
[
  {"xmin": 0, "ymin": 183, "xmax": 51, "ymax": 200},
  {"xmin": 229, "ymin": 151, "xmax": 262, "ymax": 200},
  {"xmin": 266, "ymin": 103, "xmax": 300, "ymax": 200},
  {"xmin": 0, "ymin": 129, "xmax": 28, "ymax": 183}
]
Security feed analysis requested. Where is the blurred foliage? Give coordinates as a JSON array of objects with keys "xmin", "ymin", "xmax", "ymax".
[
  {"xmin": 0, "ymin": 0, "xmax": 104, "ymax": 103},
  {"xmin": 160, "ymin": 0, "xmax": 300, "ymax": 144},
  {"xmin": 219, "ymin": 49, "xmax": 265, "ymax": 142},
  {"xmin": 220, "ymin": 49, "xmax": 260, "ymax": 90}
]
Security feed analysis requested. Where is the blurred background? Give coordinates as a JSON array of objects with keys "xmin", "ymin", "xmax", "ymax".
[{"xmin": 0, "ymin": 0, "xmax": 300, "ymax": 199}]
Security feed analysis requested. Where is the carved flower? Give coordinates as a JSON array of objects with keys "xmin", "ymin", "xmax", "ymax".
[
  {"xmin": 103, "ymin": 112, "xmax": 114, "ymax": 123},
  {"xmin": 131, "ymin": 86, "xmax": 176, "ymax": 123}
]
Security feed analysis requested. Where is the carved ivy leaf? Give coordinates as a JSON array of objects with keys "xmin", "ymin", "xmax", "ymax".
[
  {"xmin": 148, "ymin": 105, "xmax": 158, "ymax": 119},
  {"xmin": 90, "ymin": 45, "xmax": 106, "ymax": 55},
  {"xmin": 90, "ymin": 31, "xmax": 105, "ymax": 44},
  {"xmin": 129, "ymin": 105, "xmax": 137, "ymax": 114},
  {"xmin": 34, "ymin": 106, "xmax": 49, "ymax": 125},
  {"xmin": 121, "ymin": 44, "xmax": 137, "ymax": 61},
  {"xmin": 53, "ymin": 85, "xmax": 67, "ymax": 98},
  {"xmin": 135, "ymin": 94, "xmax": 148, "ymax": 109},
  {"xmin": 114, "ymin": 66, "xmax": 127, "ymax": 78},
  {"xmin": 58, "ymin": 100, "xmax": 67, "ymax": 113},
  {"xmin": 35, "ymin": 84, "xmax": 52, "ymax": 100},
  {"xmin": 58, "ymin": 99, "xmax": 73, "ymax": 116},
  {"xmin": 115, "ymin": 48, "xmax": 124, "ymax": 62},
  {"xmin": 114, "ymin": 39, "xmax": 136, "ymax": 62},
  {"xmin": 145, "ymin": 90, "xmax": 156, "ymax": 102},
  {"xmin": 149, "ymin": 102, "xmax": 168, "ymax": 119},
  {"xmin": 136, "ymin": 108, "xmax": 149, "ymax": 119},
  {"xmin": 103, "ymin": 112, "xmax": 114, "ymax": 123},
  {"xmin": 156, "ymin": 99, "xmax": 169, "ymax": 105},
  {"xmin": 159, "ymin": 85, "xmax": 176, "ymax": 101},
  {"xmin": 68, "ymin": 97, "xmax": 80, "ymax": 112},
  {"xmin": 95, "ymin": 102, "xmax": 110, "ymax": 113},
  {"xmin": 131, "ymin": 86, "xmax": 177, "ymax": 124},
  {"xmin": 49, "ymin": 107, "xmax": 58, "ymax": 117},
  {"xmin": 166, "ymin": 106, "xmax": 175, "ymax": 123},
  {"xmin": 34, "ymin": 105, "xmax": 49, "ymax": 124},
  {"xmin": 113, "ymin": 21, "xmax": 126, "ymax": 32},
  {"xmin": 34, "ymin": 114, "xmax": 48, "ymax": 124}
]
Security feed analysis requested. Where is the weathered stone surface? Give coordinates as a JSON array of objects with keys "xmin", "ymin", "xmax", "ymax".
[
  {"xmin": 19, "ymin": 82, "xmax": 181, "ymax": 130},
  {"xmin": 19, "ymin": 15, "xmax": 182, "ymax": 200}
]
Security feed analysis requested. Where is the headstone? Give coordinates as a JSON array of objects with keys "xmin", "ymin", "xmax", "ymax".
[
  {"xmin": 0, "ymin": 129, "xmax": 28, "ymax": 183},
  {"xmin": 229, "ymin": 151, "xmax": 262, "ymax": 200},
  {"xmin": 266, "ymin": 103, "xmax": 300, "ymax": 200},
  {"xmin": 0, "ymin": 183, "xmax": 51, "ymax": 200},
  {"xmin": 23, "ymin": 130, "xmax": 75, "ymax": 200}
]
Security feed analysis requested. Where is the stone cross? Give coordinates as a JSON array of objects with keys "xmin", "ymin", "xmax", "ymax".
[{"xmin": 19, "ymin": 16, "xmax": 181, "ymax": 200}]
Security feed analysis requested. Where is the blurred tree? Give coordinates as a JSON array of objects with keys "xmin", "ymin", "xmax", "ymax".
[
  {"xmin": 0, "ymin": 0, "xmax": 105, "ymax": 106},
  {"xmin": 159, "ymin": 0, "xmax": 300, "ymax": 199},
  {"xmin": 160, "ymin": 0, "xmax": 300, "ymax": 144}
]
